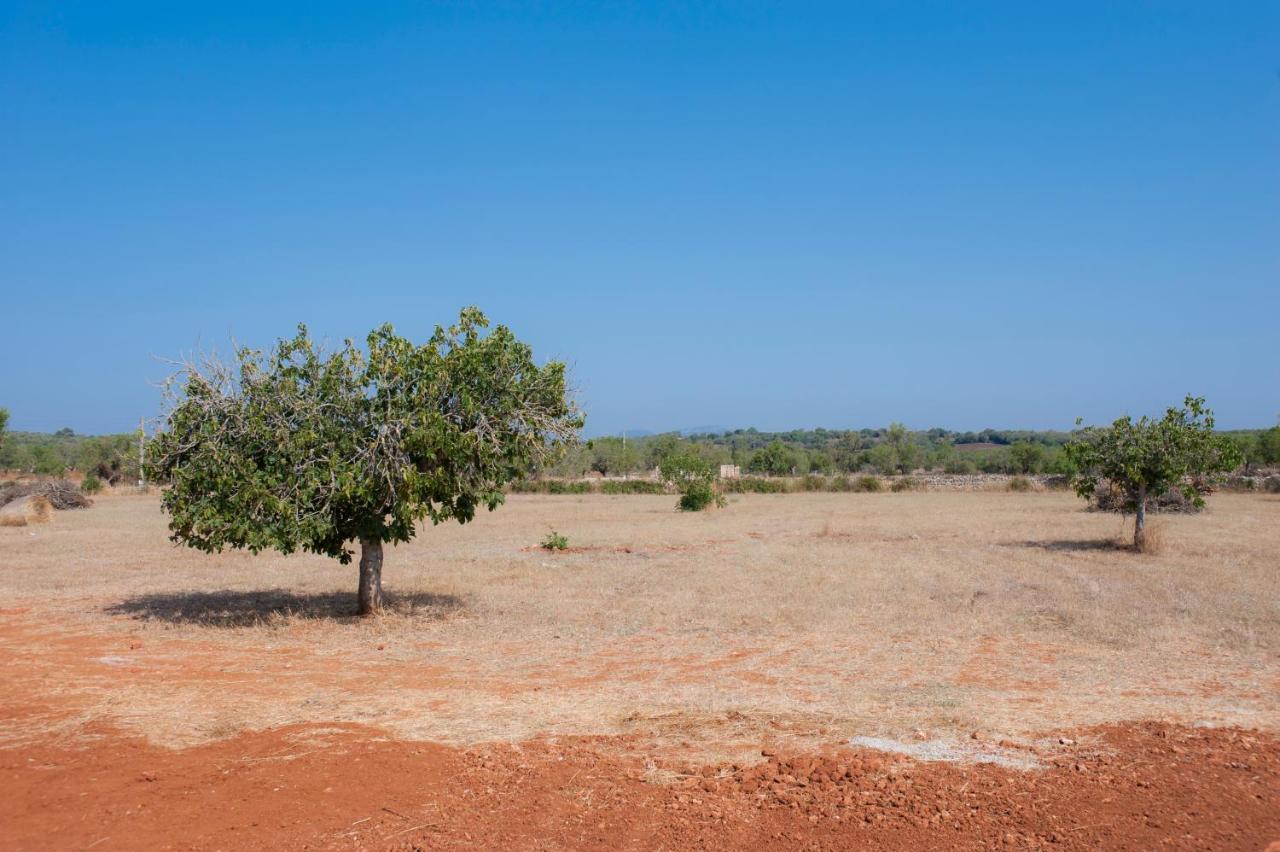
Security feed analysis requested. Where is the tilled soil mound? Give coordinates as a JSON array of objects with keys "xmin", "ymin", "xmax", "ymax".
[{"xmin": 2, "ymin": 721, "xmax": 1277, "ymax": 850}]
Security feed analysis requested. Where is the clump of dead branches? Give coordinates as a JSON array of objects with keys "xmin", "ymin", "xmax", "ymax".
[{"xmin": 0, "ymin": 479, "xmax": 93, "ymax": 510}]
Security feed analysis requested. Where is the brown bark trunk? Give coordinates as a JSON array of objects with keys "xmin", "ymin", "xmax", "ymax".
[
  {"xmin": 1134, "ymin": 487, "xmax": 1147, "ymax": 551},
  {"xmin": 358, "ymin": 537, "xmax": 384, "ymax": 616}
]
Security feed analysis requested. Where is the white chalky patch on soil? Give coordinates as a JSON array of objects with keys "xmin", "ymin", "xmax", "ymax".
[{"xmin": 848, "ymin": 736, "xmax": 1040, "ymax": 769}]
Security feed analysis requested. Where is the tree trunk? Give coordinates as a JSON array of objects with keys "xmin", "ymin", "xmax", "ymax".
[
  {"xmin": 1134, "ymin": 487, "xmax": 1147, "ymax": 551},
  {"xmin": 358, "ymin": 537, "xmax": 384, "ymax": 615}
]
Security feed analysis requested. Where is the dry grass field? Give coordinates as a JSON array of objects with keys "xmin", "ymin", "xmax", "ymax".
[
  {"xmin": 2, "ymin": 490, "xmax": 1278, "ymax": 849},
  {"xmin": 2, "ymin": 490, "xmax": 1277, "ymax": 753}
]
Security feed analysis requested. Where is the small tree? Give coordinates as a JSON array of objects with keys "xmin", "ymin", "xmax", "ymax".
[
  {"xmin": 659, "ymin": 449, "xmax": 724, "ymax": 511},
  {"xmin": 0, "ymin": 407, "xmax": 8, "ymax": 456},
  {"xmin": 1064, "ymin": 396, "xmax": 1240, "ymax": 550},
  {"xmin": 147, "ymin": 309, "xmax": 580, "ymax": 615},
  {"xmin": 1008, "ymin": 441, "xmax": 1045, "ymax": 474},
  {"xmin": 748, "ymin": 440, "xmax": 795, "ymax": 476}
]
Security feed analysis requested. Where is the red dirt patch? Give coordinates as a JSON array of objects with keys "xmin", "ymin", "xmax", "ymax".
[{"xmin": 2, "ymin": 721, "xmax": 1276, "ymax": 850}]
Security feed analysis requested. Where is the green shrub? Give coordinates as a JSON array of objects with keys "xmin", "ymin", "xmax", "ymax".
[
  {"xmin": 81, "ymin": 474, "xmax": 102, "ymax": 494},
  {"xmin": 661, "ymin": 450, "xmax": 725, "ymax": 512},
  {"xmin": 944, "ymin": 459, "xmax": 976, "ymax": 475},
  {"xmin": 677, "ymin": 481, "xmax": 723, "ymax": 511},
  {"xmin": 540, "ymin": 529, "xmax": 569, "ymax": 551},
  {"xmin": 829, "ymin": 475, "xmax": 853, "ymax": 492},
  {"xmin": 1008, "ymin": 475, "xmax": 1032, "ymax": 492},
  {"xmin": 891, "ymin": 476, "xmax": 918, "ymax": 492},
  {"xmin": 722, "ymin": 476, "xmax": 789, "ymax": 494},
  {"xmin": 599, "ymin": 479, "xmax": 666, "ymax": 495},
  {"xmin": 799, "ymin": 474, "xmax": 827, "ymax": 492}
]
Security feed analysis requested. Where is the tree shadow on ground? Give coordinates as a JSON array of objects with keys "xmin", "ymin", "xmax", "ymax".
[
  {"xmin": 104, "ymin": 588, "xmax": 466, "ymax": 628},
  {"xmin": 1005, "ymin": 538, "xmax": 1123, "ymax": 553}
]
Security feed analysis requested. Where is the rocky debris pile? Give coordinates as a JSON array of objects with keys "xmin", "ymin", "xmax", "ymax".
[
  {"xmin": 642, "ymin": 722, "xmax": 1280, "ymax": 847},
  {"xmin": 0, "ymin": 479, "xmax": 92, "ymax": 511},
  {"xmin": 1088, "ymin": 479, "xmax": 1206, "ymax": 514},
  {"xmin": 908, "ymin": 473, "xmax": 1068, "ymax": 492},
  {"xmin": 1222, "ymin": 472, "xmax": 1280, "ymax": 493}
]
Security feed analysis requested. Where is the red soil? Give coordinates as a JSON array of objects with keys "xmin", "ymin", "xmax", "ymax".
[{"xmin": 3, "ymin": 721, "xmax": 1277, "ymax": 850}]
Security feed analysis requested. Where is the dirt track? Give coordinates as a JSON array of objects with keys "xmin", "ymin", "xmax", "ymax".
[{"xmin": 3, "ymin": 721, "xmax": 1278, "ymax": 850}]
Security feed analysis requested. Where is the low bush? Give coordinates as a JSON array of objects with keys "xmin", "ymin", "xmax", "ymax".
[
  {"xmin": 509, "ymin": 479, "xmax": 594, "ymax": 495},
  {"xmin": 540, "ymin": 529, "xmax": 569, "ymax": 551},
  {"xmin": 799, "ymin": 474, "xmax": 828, "ymax": 492},
  {"xmin": 853, "ymin": 475, "xmax": 883, "ymax": 493},
  {"xmin": 1264, "ymin": 476, "xmax": 1280, "ymax": 494},
  {"xmin": 944, "ymin": 459, "xmax": 976, "ymax": 475},
  {"xmin": 677, "ymin": 480, "xmax": 724, "ymax": 512},
  {"xmin": 722, "ymin": 476, "xmax": 790, "ymax": 494},
  {"xmin": 1008, "ymin": 475, "xmax": 1032, "ymax": 492},
  {"xmin": 80, "ymin": 474, "xmax": 102, "ymax": 494},
  {"xmin": 599, "ymin": 479, "xmax": 666, "ymax": 495},
  {"xmin": 891, "ymin": 477, "xmax": 918, "ymax": 492}
]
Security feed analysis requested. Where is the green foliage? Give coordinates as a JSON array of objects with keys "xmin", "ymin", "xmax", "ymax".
[
  {"xmin": 147, "ymin": 308, "xmax": 581, "ymax": 564},
  {"xmin": 1064, "ymin": 395, "xmax": 1241, "ymax": 517},
  {"xmin": 830, "ymin": 432, "xmax": 865, "ymax": 472},
  {"xmin": 806, "ymin": 451, "xmax": 834, "ymax": 475},
  {"xmin": 677, "ymin": 481, "xmax": 720, "ymax": 511},
  {"xmin": 32, "ymin": 444, "xmax": 67, "ymax": 477},
  {"xmin": 599, "ymin": 479, "xmax": 666, "ymax": 495},
  {"xmin": 509, "ymin": 479, "xmax": 594, "ymax": 494},
  {"xmin": 586, "ymin": 436, "xmax": 642, "ymax": 477},
  {"xmin": 944, "ymin": 458, "xmax": 976, "ymax": 475},
  {"xmin": 81, "ymin": 474, "xmax": 103, "ymax": 494},
  {"xmin": 660, "ymin": 449, "xmax": 725, "ymax": 511},
  {"xmin": 747, "ymin": 440, "xmax": 798, "ymax": 476},
  {"xmin": 867, "ymin": 443, "xmax": 896, "ymax": 475},
  {"xmin": 0, "ymin": 407, "xmax": 8, "ymax": 454},
  {"xmin": 1259, "ymin": 426, "xmax": 1280, "ymax": 465},
  {"xmin": 541, "ymin": 529, "xmax": 569, "ymax": 551},
  {"xmin": 721, "ymin": 476, "xmax": 790, "ymax": 494},
  {"xmin": 1008, "ymin": 441, "xmax": 1045, "ymax": 474}
]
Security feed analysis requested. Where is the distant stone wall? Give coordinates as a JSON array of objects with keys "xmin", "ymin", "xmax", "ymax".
[{"xmin": 906, "ymin": 473, "xmax": 1068, "ymax": 492}]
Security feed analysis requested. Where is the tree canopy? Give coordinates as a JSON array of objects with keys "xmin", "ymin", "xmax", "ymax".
[
  {"xmin": 146, "ymin": 308, "xmax": 580, "ymax": 613},
  {"xmin": 1063, "ymin": 395, "xmax": 1240, "ymax": 550}
]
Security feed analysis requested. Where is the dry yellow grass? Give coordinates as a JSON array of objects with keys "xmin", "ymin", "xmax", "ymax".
[{"xmin": 0, "ymin": 490, "xmax": 1276, "ymax": 760}]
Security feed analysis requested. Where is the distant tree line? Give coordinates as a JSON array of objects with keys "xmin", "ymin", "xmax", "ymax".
[
  {"xmin": 4, "ymin": 416, "xmax": 1278, "ymax": 486},
  {"xmin": 0, "ymin": 427, "xmax": 141, "ymax": 482},
  {"xmin": 547, "ymin": 422, "xmax": 1280, "ymax": 479}
]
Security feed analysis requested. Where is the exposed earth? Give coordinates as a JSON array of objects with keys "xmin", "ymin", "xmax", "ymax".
[{"xmin": 4, "ymin": 721, "xmax": 1278, "ymax": 850}]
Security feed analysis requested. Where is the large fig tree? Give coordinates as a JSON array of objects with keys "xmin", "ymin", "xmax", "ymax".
[
  {"xmin": 147, "ymin": 308, "xmax": 580, "ymax": 614},
  {"xmin": 1063, "ymin": 395, "xmax": 1239, "ymax": 550}
]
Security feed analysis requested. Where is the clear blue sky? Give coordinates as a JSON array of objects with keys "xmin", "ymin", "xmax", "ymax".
[{"xmin": 2, "ymin": 2, "xmax": 1277, "ymax": 436}]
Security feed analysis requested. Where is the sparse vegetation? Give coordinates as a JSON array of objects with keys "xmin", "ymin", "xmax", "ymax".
[
  {"xmin": 854, "ymin": 474, "xmax": 883, "ymax": 493},
  {"xmin": 1008, "ymin": 475, "xmax": 1032, "ymax": 492},
  {"xmin": 540, "ymin": 529, "xmax": 569, "ymax": 551},
  {"xmin": 80, "ymin": 474, "xmax": 102, "ymax": 494},
  {"xmin": 890, "ymin": 476, "xmax": 918, "ymax": 492},
  {"xmin": 660, "ymin": 449, "xmax": 725, "ymax": 512}
]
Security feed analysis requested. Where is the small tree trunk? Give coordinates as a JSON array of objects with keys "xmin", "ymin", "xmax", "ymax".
[
  {"xmin": 358, "ymin": 537, "xmax": 384, "ymax": 615},
  {"xmin": 1134, "ymin": 487, "xmax": 1147, "ymax": 550}
]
